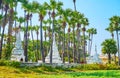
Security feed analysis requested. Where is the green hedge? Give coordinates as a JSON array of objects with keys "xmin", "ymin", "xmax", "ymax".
[
  {"xmin": 74, "ymin": 64, "xmax": 120, "ymax": 70},
  {"xmin": 0, "ymin": 60, "xmax": 21, "ymax": 68}
]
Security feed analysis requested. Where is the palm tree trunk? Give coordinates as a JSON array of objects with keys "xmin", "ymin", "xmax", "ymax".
[
  {"xmin": 40, "ymin": 20, "xmax": 45, "ymax": 63},
  {"xmin": 116, "ymin": 30, "xmax": 120, "ymax": 65},
  {"xmin": 68, "ymin": 32, "xmax": 70, "ymax": 63},
  {"xmin": 50, "ymin": 19, "xmax": 54, "ymax": 64},
  {"xmin": 88, "ymin": 33, "xmax": 90, "ymax": 55},
  {"xmin": 108, "ymin": 53, "xmax": 111, "ymax": 64},
  {"xmin": 114, "ymin": 53, "xmax": 116, "ymax": 64},
  {"xmin": 24, "ymin": 19, "xmax": 28, "ymax": 62},
  {"xmin": 77, "ymin": 28, "xmax": 81, "ymax": 63},
  {"xmin": 62, "ymin": 27, "xmax": 65, "ymax": 63},
  {"xmin": 83, "ymin": 27, "xmax": 86, "ymax": 63},
  {"xmin": 111, "ymin": 33, "xmax": 114, "ymax": 39},
  {"xmin": 50, "ymin": 10, "xmax": 55, "ymax": 64},
  {"xmin": 73, "ymin": 26, "xmax": 76, "ymax": 63},
  {"xmin": 89, "ymin": 34, "xmax": 93, "ymax": 55},
  {"xmin": 36, "ymin": 31, "xmax": 39, "ymax": 61},
  {"xmin": 73, "ymin": 0, "xmax": 76, "ymax": 11},
  {"xmin": 0, "ymin": 10, "xmax": 7, "ymax": 59},
  {"xmin": 0, "ymin": 3, "xmax": 3, "ymax": 36},
  {"xmin": 7, "ymin": 8, "xmax": 14, "ymax": 60},
  {"xmin": 30, "ymin": 16, "xmax": 35, "ymax": 50}
]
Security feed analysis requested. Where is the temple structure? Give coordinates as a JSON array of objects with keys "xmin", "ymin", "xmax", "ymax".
[
  {"xmin": 45, "ymin": 33, "xmax": 62, "ymax": 63},
  {"xmin": 87, "ymin": 45, "xmax": 102, "ymax": 64},
  {"xmin": 11, "ymin": 28, "xmax": 25, "ymax": 62}
]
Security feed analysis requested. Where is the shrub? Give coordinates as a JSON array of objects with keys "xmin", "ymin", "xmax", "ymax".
[
  {"xmin": 0, "ymin": 60, "xmax": 20, "ymax": 67},
  {"xmin": 74, "ymin": 64, "xmax": 120, "ymax": 70}
]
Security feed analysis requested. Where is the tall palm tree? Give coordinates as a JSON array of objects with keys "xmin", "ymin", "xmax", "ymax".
[
  {"xmin": 67, "ymin": 27, "xmax": 71, "ymax": 63},
  {"xmin": 37, "ymin": 3, "xmax": 47, "ymax": 63},
  {"xmin": 70, "ymin": 11, "xmax": 79, "ymax": 63},
  {"xmin": 47, "ymin": 0, "xmax": 63, "ymax": 64},
  {"xmin": 33, "ymin": 25, "xmax": 40, "ymax": 61},
  {"xmin": 101, "ymin": 39, "xmax": 117, "ymax": 64},
  {"xmin": 82, "ymin": 17, "xmax": 89, "ymax": 63},
  {"xmin": 30, "ymin": 1, "xmax": 39, "ymax": 48},
  {"xmin": 57, "ymin": 8, "xmax": 71, "ymax": 63},
  {"xmin": 106, "ymin": 24, "xmax": 114, "ymax": 39},
  {"xmin": 0, "ymin": 2, "xmax": 9, "ymax": 59},
  {"xmin": 87, "ymin": 28, "xmax": 97, "ymax": 55},
  {"xmin": 106, "ymin": 23, "xmax": 116, "ymax": 63},
  {"xmin": 75, "ymin": 12, "xmax": 84, "ymax": 63},
  {"xmin": 109, "ymin": 16, "xmax": 120, "ymax": 65}
]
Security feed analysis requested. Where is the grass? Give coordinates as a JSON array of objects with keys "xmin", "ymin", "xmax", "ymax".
[{"xmin": 0, "ymin": 66, "xmax": 120, "ymax": 78}]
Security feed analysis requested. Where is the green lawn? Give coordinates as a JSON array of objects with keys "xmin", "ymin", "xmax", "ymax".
[{"xmin": 0, "ymin": 66, "xmax": 120, "ymax": 78}]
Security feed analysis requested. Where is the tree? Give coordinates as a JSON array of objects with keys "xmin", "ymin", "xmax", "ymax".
[
  {"xmin": 106, "ymin": 23, "xmax": 114, "ymax": 39},
  {"xmin": 82, "ymin": 17, "xmax": 89, "ymax": 63},
  {"xmin": 37, "ymin": 3, "xmax": 47, "ymax": 63},
  {"xmin": 109, "ymin": 16, "xmax": 120, "ymax": 65},
  {"xmin": 33, "ymin": 25, "xmax": 40, "ymax": 61},
  {"xmin": 57, "ymin": 8, "xmax": 71, "ymax": 63},
  {"xmin": 101, "ymin": 39, "xmax": 117, "ymax": 64},
  {"xmin": 0, "ymin": 3, "xmax": 9, "ymax": 59},
  {"xmin": 75, "ymin": 12, "xmax": 84, "ymax": 63},
  {"xmin": 87, "ymin": 28, "xmax": 97, "ymax": 55},
  {"xmin": 47, "ymin": 0, "xmax": 63, "ymax": 64}
]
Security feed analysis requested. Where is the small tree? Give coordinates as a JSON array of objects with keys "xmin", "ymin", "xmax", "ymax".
[{"xmin": 101, "ymin": 39, "xmax": 117, "ymax": 64}]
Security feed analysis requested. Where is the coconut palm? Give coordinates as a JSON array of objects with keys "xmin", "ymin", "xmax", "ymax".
[
  {"xmin": 37, "ymin": 3, "xmax": 47, "ymax": 63},
  {"xmin": 101, "ymin": 39, "xmax": 117, "ymax": 64},
  {"xmin": 106, "ymin": 23, "xmax": 115, "ymax": 39},
  {"xmin": 87, "ymin": 28, "xmax": 97, "ymax": 55},
  {"xmin": 67, "ymin": 27, "xmax": 71, "ymax": 63},
  {"xmin": 69, "ymin": 11, "xmax": 80, "ymax": 63},
  {"xmin": 57, "ymin": 8, "xmax": 72, "ymax": 63},
  {"xmin": 109, "ymin": 16, "xmax": 120, "ymax": 65},
  {"xmin": 75, "ymin": 12, "xmax": 84, "ymax": 63},
  {"xmin": 33, "ymin": 25, "xmax": 40, "ymax": 61},
  {"xmin": 0, "ymin": 3, "xmax": 9, "ymax": 59},
  {"xmin": 82, "ymin": 17, "xmax": 89, "ymax": 63},
  {"xmin": 47, "ymin": 0, "xmax": 63, "ymax": 64}
]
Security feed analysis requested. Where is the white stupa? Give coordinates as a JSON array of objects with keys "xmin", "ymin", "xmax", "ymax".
[
  {"xmin": 11, "ymin": 28, "xmax": 25, "ymax": 62},
  {"xmin": 87, "ymin": 45, "xmax": 102, "ymax": 64},
  {"xmin": 45, "ymin": 33, "xmax": 62, "ymax": 63}
]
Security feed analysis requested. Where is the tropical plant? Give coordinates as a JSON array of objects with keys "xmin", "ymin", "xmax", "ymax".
[
  {"xmin": 101, "ymin": 39, "xmax": 117, "ymax": 64},
  {"xmin": 87, "ymin": 28, "xmax": 97, "ymax": 55},
  {"xmin": 109, "ymin": 16, "xmax": 120, "ymax": 65}
]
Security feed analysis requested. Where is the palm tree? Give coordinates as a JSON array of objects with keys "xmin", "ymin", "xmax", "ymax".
[
  {"xmin": 75, "ymin": 12, "xmax": 84, "ymax": 63},
  {"xmin": 82, "ymin": 17, "xmax": 89, "ymax": 63},
  {"xmin": 106, "ymin": 23, "xmax": 114, "ymax": 39},
  {"xmin": 109, "ymin": 16, "xmax": 120, "ymax": 65},
  {"xmin": 37, "ymin": 3, "xmax": 47, "ymax": 63},
  {"xmin": 67, "ymin": 27, "xmax": 71, "ymax": 63},
  {"xmin": 33, "ymin": 25, "xmax": 40, "ymax": 61},
  {"xmin": 0, "ymin": 3, "xmax": 9, "ymax": 59},
  {"xmin": 70, "ymin": 11, "xmax": 79, "ymax": 63},
  {"xmin": 87, "ymin": 28, "xmax": 97, "ymax": 55},
  {"xmin": 47, "ymin": 0, "xmax": 63, "ymax": 64},
  {"xmin": 57, "ymin": 8, "xmax": 71, "ymax": 63},
  {"xmin": 106, "ymin": 22, "xmax": 116, "ymax": 63},
  {"xmin": 101, "ymin": 39, "xmax": 117, "ymax": 64},
  {"xmin": 30, "ymin": 1, "xmax": 39, "ymax": 48}
]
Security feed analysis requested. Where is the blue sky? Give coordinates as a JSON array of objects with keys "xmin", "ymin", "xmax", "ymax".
[{"xmin": 17, "ymin": 0, "xmax": 120, "ymax": 55}]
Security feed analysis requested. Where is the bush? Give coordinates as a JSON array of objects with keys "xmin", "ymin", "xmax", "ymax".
[
  {"xmin": 74, "ymin": 64, "xmax": 120, "ymax": 70},
  {"xmin": 0, "ymin": 60, "xmax": 20, "ymax": 67}
]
